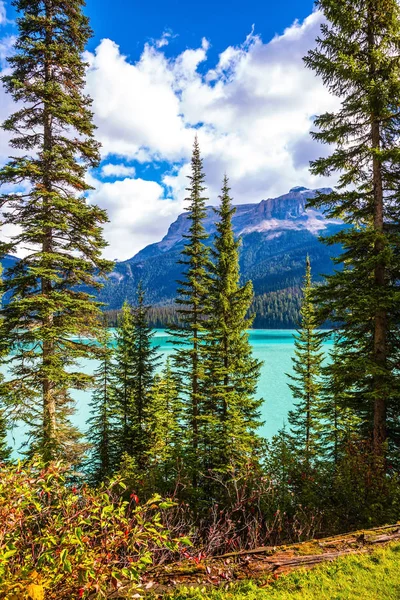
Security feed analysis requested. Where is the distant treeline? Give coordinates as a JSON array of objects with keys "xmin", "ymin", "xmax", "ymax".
[{"xmin": 104, "ymin": 287, "xmax": 303, "ymax": 329}]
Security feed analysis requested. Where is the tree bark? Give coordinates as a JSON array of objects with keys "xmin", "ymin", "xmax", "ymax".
[{"xmin": 42, "ymin": 0, "xmax": 56, "ymax": 460}]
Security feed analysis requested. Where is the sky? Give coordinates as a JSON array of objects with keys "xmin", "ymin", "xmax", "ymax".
[{"xmin": 0, "ymin": 0, "xmax": 340, "ymax": 261}]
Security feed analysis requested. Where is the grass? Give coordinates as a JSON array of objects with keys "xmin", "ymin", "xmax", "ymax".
[{"xmin": 168, "ymin": 543, "xmax": 400, "ymax": 600}]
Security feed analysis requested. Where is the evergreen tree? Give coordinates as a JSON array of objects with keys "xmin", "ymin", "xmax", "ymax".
[
  {"xmin": 86, "ymin": 322, "xmax": 118, "ymax": 485},
  {"xmin": 148, "ymin": 358, "xmax": 183, "ymax": 494},
  {"xmin": 0, "ymin": 406, "xmax": 11, "ymax": 463},
  {"xmin": 112, "ymin": 301, "xmax": 136, "ymax": 460},
  {"xmin": 205, "ymin": 175, "xmax": 262, "ymax": 472},
  {"xmin": 112, "ymin": 290, "xmax": 159, "ymax": 468},
  {"xmin": 130, "ymin": 283, "xmax": 160, "ymax": 467},
  {"xmin": 304, "ymin": 0, "xmax": 400, "ymax": 460},
  {"xmin": 265, "ymin": 426, "xmax": 297, "ymax": 510},
  {"xmin": 287, "ymin": 257, "xmax": 324, "ymax": 468},
  {"xmin": 169, "ymin": 137, "xmax": 211, "ymax": 487},
  {"xmin": 319, "ymin": 338, "xmax": 360, "ymax": 465},
  {"xmin": 0, "ymin": 0, "xmax": 112, "ymax": 461},
  {"xmin": 0, "ymin": 265, "xmax": 11, "ymax": 463}
]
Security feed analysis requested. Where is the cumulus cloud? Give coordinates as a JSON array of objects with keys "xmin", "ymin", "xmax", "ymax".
[
  {"xmin": 84, "ymin": 39, "xmax": 193, "ymax": 161},
  {"xmin": 101, "ymin": 163, "xmax": 136, "ymax": 178},
  {"xmin": 88, "ymin": 176, "xmax": 183, "ymax": 260},
  {"xmin": 0, "ymin": 9, "xmax": 341, "ymax": 260},
  {"xmin": 83, "ymin": 10, "xmax": 340, "ymax": 259}
]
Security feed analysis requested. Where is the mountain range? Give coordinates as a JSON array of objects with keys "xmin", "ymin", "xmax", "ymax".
[
  {"xmin": 97, "ymin": 186, "xmax": 343, "ymax": 325},
  {"xmin": 1, "ymin": 186, "xmax": 344, "ymax": 327}
]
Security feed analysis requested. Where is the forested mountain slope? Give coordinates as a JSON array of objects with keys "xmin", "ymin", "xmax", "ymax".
[{"xmin": 99, "ymin": 186, "xmax": 344, "ymax": 326}]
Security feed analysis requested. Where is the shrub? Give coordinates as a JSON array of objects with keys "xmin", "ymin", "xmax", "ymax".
[{"xmin": 0, "ymin": 460, "xmax": 186, "ymax": 599}]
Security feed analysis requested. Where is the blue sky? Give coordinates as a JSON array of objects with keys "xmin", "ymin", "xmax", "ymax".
[
  {"xmin": 4, "ymin": 0, "xmax": 315, "ymax": 59},
  {"xmin": 0, "ymin": 0, "xmax": 338, "ymax": 261},
  {"xmin": 83, "ymin": 0, "xmax": 315, "ymax": 61}
]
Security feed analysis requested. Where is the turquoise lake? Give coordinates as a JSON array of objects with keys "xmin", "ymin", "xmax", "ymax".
[{"xmin": 7, "ymin": 329, "xmax": 333, "ymax": 452}]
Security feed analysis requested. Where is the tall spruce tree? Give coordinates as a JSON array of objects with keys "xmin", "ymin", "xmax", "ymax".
[
  {"xmin": 287, "ymin": 257, "xmax": 324, "ymax": 468},
  {"xmin": 130, "ymin": 283, "xmax": 160, "ymax": 467},
  {"xmin": 205, "ymin": 175, "xmax": 262, "ymax": 472},
  {"xmin": 86, "ymin": 322, "xmax": 118, "ymax": 485},
  {"xmin": 170, "ymin": 137, "xmax": 211, "ymax": 487},
  {"xmin": 0, "ymin": 0, "xmax": 112, "ymax": 461},
  {"xmin": 304, "ymin": 0, "xmax": 400, "ymax": 460},
  {"xmin": 112, "ymin": 301, "xmax": 136, "ymax": 460}
]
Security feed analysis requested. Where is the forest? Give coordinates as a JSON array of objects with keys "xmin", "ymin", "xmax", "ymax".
[{"xmin": 0, "ymin": 0, "xmax": 399, "ymax": 598}]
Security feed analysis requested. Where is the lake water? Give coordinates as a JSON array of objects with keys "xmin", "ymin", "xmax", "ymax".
[{"xmin": 7, "ymin": 329, "xmax": 333, "ymax": 452}]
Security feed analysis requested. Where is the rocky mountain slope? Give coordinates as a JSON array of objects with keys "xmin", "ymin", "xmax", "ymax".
[
  {"xmin": 98, "ymin": 186, "xmax": 343, "ymax": 317},
  {"xmin": 0, "ymin": 187, "xmax": 344, "ymax": 326}
]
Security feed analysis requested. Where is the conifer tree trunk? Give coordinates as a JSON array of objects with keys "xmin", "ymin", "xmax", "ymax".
[
  {"xmin": 368, "ymin": 2, "xmax": 388, "ymax": 456},
  {"xmin": 42, "ymin": 0, "xmax": 56, "ymax": 458}
]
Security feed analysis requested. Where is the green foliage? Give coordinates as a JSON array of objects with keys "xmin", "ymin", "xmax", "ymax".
[
  {"xmin": 0, "ymin": 410, "xmax": 11, "ymax": 464},
  {"xmin": 0, "ymin": 266, "xmax": 11, "ymax": 464},
  {"xmin": 0, "ymin": 0, "xmax": 113, "ymax": 462},
  {"xmin": 130, "ymin": 283, "xmax": 161, "ymax": 466},
  {"xmin": 318, "ymin": 338, "xmax": 361, "ymax": 465},
  {"xmin": 287, "ymin": 258, "xmax": 324, "ymax": 467},
  {"xmin": 147, "ymin": 359, "xmax": 184, "ymax": 496},
  {"xmin": 104, "ymin": 287, "xmax": 305, "ymax": 330},
  {"xmin": 86, "ymin": 321, "xmax": 119, "ymax": 485},
  {"xmin": 111, "ymin": 301, "xmax": 136, "ymax": 459},
  {"xmin": 204, "ymin": 176, "xmax": 263, "ymax": 474},
  {"xmin": 251, "ymin": 289, "xmax": 302, "ymax": 329},
  {"xmin": 326, "ymin": 440, "xmax": 400, "ymax": 531},
  {"xmin": 304, "ymin": 0, "xmax": 400, "ymax": 458},
  {"xmin": 169, "ymin": 137, "xmax": 211, "ymax": 489},
  {"xmin": 0, "ymin": 460, "xmax": 182, "ymax": 599},
  {"xmin": 111, "ymin": 289, "xmax": 160, "ymax": 469}
]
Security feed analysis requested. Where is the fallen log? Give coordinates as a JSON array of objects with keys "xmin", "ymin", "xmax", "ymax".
[{"xmin": 89, "ymin": 524, "xmax": 400, "ymax": 598}]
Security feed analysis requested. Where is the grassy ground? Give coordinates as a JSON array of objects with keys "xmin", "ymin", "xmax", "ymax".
[{"xmin": 167, "ymin": 543, "xmax": 400, "ymax": 600}]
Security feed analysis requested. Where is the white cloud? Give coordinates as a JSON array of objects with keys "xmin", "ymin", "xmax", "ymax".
[
  {"xmin": 84, "ymin": 39, "xmax": 193, "ymax": 161},
  {"xmin": 0, "ymin": 2, "xmax": 6, "ymax": 26},
  {"xmin": 101, "ymin": 163, "xmax": 136, "ymax": 178},
  {"xmin": 0, "ymin": 10, "xmax": 341, "ymax": 261},
  {"xmin": 85, "ymin": 11, "xmax": 340, "ymax": 259},
  {"xmin": 88, "ymin": 176, "xmax": 183, "ymax": 260},
  {"xmin": 155, "ymin": 30, "xmax": 176, "ymax": 49}
]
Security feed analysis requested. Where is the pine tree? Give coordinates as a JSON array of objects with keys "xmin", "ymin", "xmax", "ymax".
[
  {"xmin": 0, "ymin": 0, "xmax": 112, "ymax": 461},
  {"xmin": 287, "ymin": 257, "xmax": 324, "ymax": 468},
  {"xmin": 148, "ymin": 358, "xmax": 183, "ymax": 494},
  {"xmin": 130, "ymin": 283, "xmax": 160, "ymax": 467},
  {"xmin": 304, "ymin": 0, "xmax": 400, "ymax": 460},
  {"xmin": 205, "ymin": 175, "xmax": 262, "ymax": 472},
  {"xmin": 111, "ymin": 290, "xmax": 159, "ymax": 469},
  {"xmin": 86, "ymin": 322, "xmax": 118, "ymax": 485},
  {"xmin": 169, "ymin": 137, "xmax": 211, "ymax": 487},
  {"xmin": 0, "ymin": 266, "xmax": 11, "ymax": 463},
  {"xmin": 318, "ymin": 338, "xmax": 360, "ymax": 465},
  {"xmin": 112, "ymin": 301, "xmax": 136, "ymax": 460}
]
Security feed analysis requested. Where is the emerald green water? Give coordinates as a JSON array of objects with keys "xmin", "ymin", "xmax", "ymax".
[{"xmin": 7, "ymin": 330, "xmax": 333, "ymax": 452}]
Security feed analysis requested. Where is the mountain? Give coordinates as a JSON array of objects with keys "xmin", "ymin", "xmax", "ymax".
[
  {"xmin": 97, "ymin": 186, "xmax": 344, "ymax": 326},
  {"xmin": 0, "ymin": 187, "xmax": 343, "ymax": 326}
]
